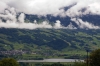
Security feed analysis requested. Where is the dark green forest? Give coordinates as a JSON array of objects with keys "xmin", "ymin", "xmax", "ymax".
[{"xmin": 0, "ymin": 28, "xmax": 100, "ymax": 59}]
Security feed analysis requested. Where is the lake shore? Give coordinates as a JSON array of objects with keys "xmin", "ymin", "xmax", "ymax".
[{"xmin": 18, "ymin": 59, "xmax": 84, "ymax": 62}]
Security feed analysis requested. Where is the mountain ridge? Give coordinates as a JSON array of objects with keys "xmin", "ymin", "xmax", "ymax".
[{"xmin": 0, "ymin": 28, "xmax": 100, "ymax": 51}]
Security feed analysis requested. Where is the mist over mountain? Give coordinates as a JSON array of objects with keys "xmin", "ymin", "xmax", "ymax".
[
  {"xmin": 25, "ymin": 14, "xmax": 100, "ymax": 29},
  {"xmin": 0, "ymin": 0, "xmax": 100, "ymax": 53},
  {"xmin": 0, "ymin": 0, "xmax": 100, "ymax": 29}
]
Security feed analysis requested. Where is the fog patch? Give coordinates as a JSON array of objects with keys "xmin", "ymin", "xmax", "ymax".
[{"xmin": 71, "ymin": 18, "xmax": 100, "ymax": 29}]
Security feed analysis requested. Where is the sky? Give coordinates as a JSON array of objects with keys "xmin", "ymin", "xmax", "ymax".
[{"xmin": 0, "ymin": 0, "xmax": 100, "ymax": 29}]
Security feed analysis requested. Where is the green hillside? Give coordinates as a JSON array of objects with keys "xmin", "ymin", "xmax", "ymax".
[{"xmin": 0, "ymin": 28, "xmax": 100, "ymax": 59}]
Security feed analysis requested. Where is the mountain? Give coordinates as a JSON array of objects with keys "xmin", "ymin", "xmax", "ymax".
[
  {"xmin": 0, "ymin": 15, "xmax": 100, "ymax": 59},
  {"xmin": 25, "ymin": 14, "xmax": 100, "ymax": 28},
  {"xmin": 0, "ymin": 28, "xmax": 100, "ymax": 51},
  {"xmin": 1, "ymin": 0, "xmax": 100, "ymax": 59}
]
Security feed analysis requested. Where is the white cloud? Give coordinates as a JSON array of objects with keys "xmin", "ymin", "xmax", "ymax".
[
  {"xmin": 0, "ymin": 1, "xmax": 8, "ymax": 13},
  {"xmin": 0, "ymin": 0, "xmax": 100, "ymax": 29},
  {"xmin": 0, "ymin": 7, "xmax": 77, "ymax": 29},
  {"xmin": 84, "ymin": 2, "xmax": 100, "ymax": 15},
  {"xmin": 18, "ymin": 13, "xmax": 25, "ymax": 23},
  {"xmin": 71, "ymin": 18, "xmax": 100, "ymax": 29},
  {"xmin": 66, "ymin": 23, "xmax": 77, "ymax": 29},
  {"xmin": 0, "ymin": 0, "xmax": 100, "ymax": 16},
  {"xmin": 0, "ymin": 0, "xmax": 77, "ymax": 16},
  {"xmin": 53, "ymin": 20, "xmax": 63, "ymax": 29}
]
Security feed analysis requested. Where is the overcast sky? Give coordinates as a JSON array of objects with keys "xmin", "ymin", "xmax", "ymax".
[{"xmin": 0, "ymin": 0, "xmax": 100, "ymax": 29}]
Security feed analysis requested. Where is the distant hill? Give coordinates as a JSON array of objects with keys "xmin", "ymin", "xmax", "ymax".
[
  {"xmin": 0, "ymin": 28, "xmax": 100, "ymax": 51},
  {"xmin": 1, "ymin": 14, "xmax": 100, "ymax": 59}
]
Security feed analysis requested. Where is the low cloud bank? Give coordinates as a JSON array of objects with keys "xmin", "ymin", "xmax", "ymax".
[
  {"xmin": 0, "ymin": 8, "xmax": 77, "ymax": 29},
  {"xmin": 71, "ymin": 18, "xmax": 100, "ymax": 29},
  {"xmin": 0, "ymin": 0, "xmax": 100, "ymax": 29}
]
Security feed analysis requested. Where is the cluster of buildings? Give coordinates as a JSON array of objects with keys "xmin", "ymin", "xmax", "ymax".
[{"xmin": 0, "ymin": 50, "xmax": 28, "ymax": 55}]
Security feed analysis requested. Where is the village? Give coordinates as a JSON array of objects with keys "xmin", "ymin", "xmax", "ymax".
[{"xmin": 0, "ymin": 50, "xmax": 33, "ymax": 55}]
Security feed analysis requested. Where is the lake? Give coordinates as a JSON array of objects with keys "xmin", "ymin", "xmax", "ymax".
[{"xmin": 18, "ymin": 59, "xmax": 84, "ymax": 62}]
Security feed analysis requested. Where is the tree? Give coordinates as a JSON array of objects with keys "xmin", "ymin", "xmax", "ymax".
[
  {"xmin": 74, "ymin": 62, "xmax": 86, "ymax": 66},
  {"xmin": 0, "ymin": 58, "xmax": 20, "ymax": 66},
  {"xmin": 51, "ymin": 63, "xmax": 65, "ymax": 66},
  {"xmin": 89, "ymin": 49, "xmax": 100, "ymax": 66},
  {"xmin": 41, "ymin": 63, "xmax": 65, "ymax": 66}
]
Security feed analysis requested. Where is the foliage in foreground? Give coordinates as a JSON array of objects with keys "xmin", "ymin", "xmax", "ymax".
[
  {"xmin": 42, "ymin": 63, "xmax": 65, "ymax": 66},
  {"xmin": 74, "ymin": 62, "xmax": 86, "ymax": 66},
  {"xmin": 89, "ymin": 49, "xmax": 100, "ymax": 66},
  {"xmin": 0, "ymin": 58, "xmax": 20, "ymax": 66}
]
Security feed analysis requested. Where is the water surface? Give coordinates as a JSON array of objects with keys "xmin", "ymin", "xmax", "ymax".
[{"xmin": 18, "ymin": 59, "xmax": 84, "ymax": 62}]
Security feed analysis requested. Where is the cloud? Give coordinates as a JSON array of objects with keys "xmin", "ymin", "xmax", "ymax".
[
  {"xmin": 66, "ymin": 0, "xmax": 100, "ymax": 17},
  {"xmin": 53, "ymin": 20, "xmax": 63, "ymax": 29},
  {"xmin": 0, "ymin": 1, "xmax": 8, "ymax": 13},
  {"xmin": 66, "ymin": 23, "xmax": 77, "ymax": 29},
  {"xmin": 0, "ymin": 9, "xmax": 52, "ymax": 29},
  {"xmin": 71, "ymin": 18, "xmax": 100, "ymax": 29},
  {"xmin": 0, "ymin": 0, "xmax": 100, "ymax": 29},
  {"xmin": 0, "ymin": 7, "xmax": 77, "ymax": 29},
  {"xmin": 0, "ymin": 0, "xmax": 99, "ymax": 17},
  {"xmin": 0, "ymin": 0, "xmax": 77, "ymax": 16},
  {"xmin": 84, "ymin": 2, "xmax": 100, "ymax": 15},
  {"xmin": 18, "ymin": 13, "xmax": 25, "ymax": 23}
]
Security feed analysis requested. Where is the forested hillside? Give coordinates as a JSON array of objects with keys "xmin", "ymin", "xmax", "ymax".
[{"xmin": 0, "ymin": 28, "xmax": 100, "ymax": 51}]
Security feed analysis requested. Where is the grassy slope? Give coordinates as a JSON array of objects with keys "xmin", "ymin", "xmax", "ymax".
[{"xmin": 0, "ymin": 28, "xmax": 100, "ymax": 59}]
